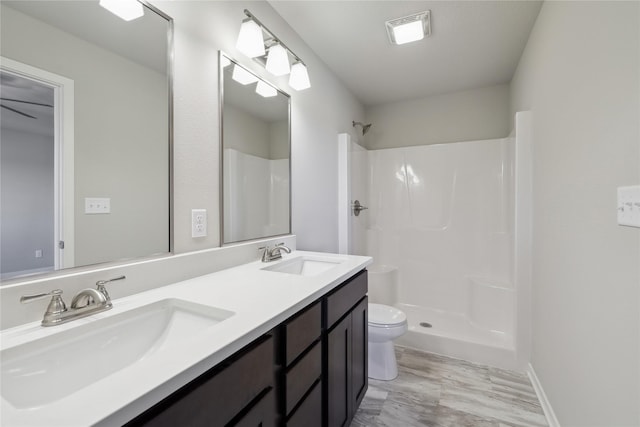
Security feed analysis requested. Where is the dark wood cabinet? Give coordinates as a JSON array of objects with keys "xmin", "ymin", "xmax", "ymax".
[
  {"xmin": 125, "ymin": 270, "xmax": 367, "ymax": 427},
  {"xmin": 125, "ymin": 335, "xmax": 276, "ymax": 427},
  {"xmin": 324, "ymin": 270, "xmax": 368, "ymax": 427}
]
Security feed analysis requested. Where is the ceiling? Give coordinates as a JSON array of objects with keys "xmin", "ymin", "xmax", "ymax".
[
  {"xmin": 270, "ymin": 1, "xmax": 543, "ymax": 107},
  {"xmin": 3, "ymin": 1, "xmax": 169, "ymax": 74}
]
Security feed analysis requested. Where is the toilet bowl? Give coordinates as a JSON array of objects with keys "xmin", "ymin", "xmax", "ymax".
[{"xmin": 368, "ymin": 303, "xmax": 407, "ymax": 381}]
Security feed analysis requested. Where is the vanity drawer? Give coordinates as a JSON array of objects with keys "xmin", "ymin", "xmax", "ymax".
[
  {"xmin": 283, "ymin": 301, "xmax": 321, "ymax": 365},
  {"xmin": 234, "ymin": 388, "xmax": 276, "ymax": 427},
  {"xmin": 131, "ymin": 335, "xmax": 274, "ymax": 427},
  {"xmin": 286, "ymin": 380, "xmax": 322, "ymax": 427},
  {"xmin": 285, "ymin": 341, "xmax": 322, "ymax": 415},
  {"xmin": 325, "ymin": 270, "xmax": 367, "ymax": 328}
]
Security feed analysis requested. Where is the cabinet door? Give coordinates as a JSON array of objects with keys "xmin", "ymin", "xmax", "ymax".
[
  {"xmin": 326, "ymin": 314, "xmax": 351, "ymax": 427},
  {"xmin": 350, "ymin": 297, "xmax": 368, "ymax": 410}
]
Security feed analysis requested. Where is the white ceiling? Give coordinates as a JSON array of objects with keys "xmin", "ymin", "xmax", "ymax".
[{"xmin": 270, "ymin": 1, "xmax": 542, "ymax": 107}]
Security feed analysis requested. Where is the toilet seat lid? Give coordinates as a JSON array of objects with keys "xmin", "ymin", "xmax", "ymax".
[{"xmin": 368, "ymin": 303, "xmax": 407, "ymax": 326}]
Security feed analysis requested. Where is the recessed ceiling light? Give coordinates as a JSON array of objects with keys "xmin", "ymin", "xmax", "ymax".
[{"xmin": 385, "ymin": 11, "xmax": 431, "ymax": 45}]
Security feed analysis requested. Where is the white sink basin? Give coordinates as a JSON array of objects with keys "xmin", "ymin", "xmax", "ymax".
[
  {"xmin": 1, "ymin": 299, "xmax": 234, "ymax": 409},
  {"xmin": 261, "ymin": 256, "xmax": 344, "ymax": 276}
]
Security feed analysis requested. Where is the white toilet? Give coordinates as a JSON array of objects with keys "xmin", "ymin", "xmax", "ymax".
[{"xmin": 368, "ymin": 302, "xmax": 407, "ymax": 380}]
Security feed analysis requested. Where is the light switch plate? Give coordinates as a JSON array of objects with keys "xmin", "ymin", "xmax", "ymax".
[
  {"xmin": 85, "ymin": 197, "xmax": 111, "ymax": 214},
  {"xmin": 617, "ymin": 185, "xmax": 640, "ymax": 227}
]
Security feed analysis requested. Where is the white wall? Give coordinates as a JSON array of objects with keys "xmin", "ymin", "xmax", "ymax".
[
  {"xmin": 510, "ymin": 2, "xmax": 640, "ymax": 425},
  {"xmin": 364, "ymin": 84, "xmax": 510, "ymax": 150},
  {"xmin": 152, "ymin": 0, "xmax": 365, "ymax": 254}
]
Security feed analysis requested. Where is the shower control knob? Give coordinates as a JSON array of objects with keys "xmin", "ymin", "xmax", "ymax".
[{"xmin": 352, "ymin": 200, "xmax": 368, "ymax": 216}]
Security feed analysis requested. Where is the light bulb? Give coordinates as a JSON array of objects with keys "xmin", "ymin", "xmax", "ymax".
[
  {"xmin": 265, "ymin": 44, "xmax": 290, "ymax": 76},
  {"xmin": 99, "ymin": 0, "xmax": 144, "ymax": 21},
  {"xmin": 236, "ymin": 19, "xmax": 265, "ymax": 58},
  {"xmin": 289, "ymin": 62, "xmax": 311, "ymax": 90}
]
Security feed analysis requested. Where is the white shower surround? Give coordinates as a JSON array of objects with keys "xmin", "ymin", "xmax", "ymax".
[
  {"xmin": 223, "ymin": 148, "xmax": 289, "ymax": 243},
  {"xmin": 367, "ymin": 137, "xmax": 517, "ymax": 368},
  {"xmin": 339, "ymin": 114, "xmax": 534, "ymax": 371}
]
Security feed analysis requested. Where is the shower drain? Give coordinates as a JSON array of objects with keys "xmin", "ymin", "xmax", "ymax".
[{"xmin": 419, "ymin": 322, "xmax": 433, "ymax": 328}]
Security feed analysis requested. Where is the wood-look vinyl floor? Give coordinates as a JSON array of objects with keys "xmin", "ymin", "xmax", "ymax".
[{"xmin": 351, "ymin": 346, "xmax": 548, "ymax": 427}]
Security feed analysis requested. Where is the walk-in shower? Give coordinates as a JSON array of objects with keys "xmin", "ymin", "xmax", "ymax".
[{"xmin": 338, "ymin": 112, "xmax": 532, "ymax": 371}]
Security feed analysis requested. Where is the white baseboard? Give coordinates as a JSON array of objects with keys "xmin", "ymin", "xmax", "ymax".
[{"xmin": 527, "ymin": 363, "xmax": 561, "ymax": 427}]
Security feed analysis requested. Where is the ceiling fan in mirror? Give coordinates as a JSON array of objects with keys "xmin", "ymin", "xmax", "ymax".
[{"xmin": 0, "ymin": 71, "xmax": 53, "ymax": 120}]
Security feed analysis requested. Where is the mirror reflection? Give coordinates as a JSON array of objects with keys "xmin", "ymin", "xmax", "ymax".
[
  {"xmin": 0, "ymin": 1, "xmax": 172, "ymax": 281},
  {"xmin": 220, "ymin": 53, "xmax": 290, "ymax": 244}
]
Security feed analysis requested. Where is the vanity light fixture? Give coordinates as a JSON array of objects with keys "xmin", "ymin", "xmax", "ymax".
[
  {"xmin": 99, "ymin": 0, "xmax": 144, "ymax": 21},
  {"xmin": 236, "ymin": 9, "xmax": 311, "ymax": 90},
  {"xmin": 385, "ymin": 11, "xmax": 431, "ymax": 45},
  {"xmin": 255, "ymin": 80, "xmax": 277, "ymax": 98},
  {"xmin": 236, "ymin": 18, "xmax": 265, "ymax": 58},
  {"xmin": 231, "ymin": 64, "xmax": 259, "ymax": 85},
  {"xmin": 265, "ymin": 44, "xmax": 290, "ymax": 76},
  {"xmin": 289, "ymin": 62, "xmax": 311, "ymax": 91}
]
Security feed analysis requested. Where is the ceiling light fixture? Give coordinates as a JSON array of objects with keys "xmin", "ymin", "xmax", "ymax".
[
  {"xmin": 235, "ymin": 9, "xmax": 311, "ymax": 90},
  {"xmin": 385, "ymin": 11, "xmax": 431, "ymax": 45},
  {"xmin": 99, "ymin": 0, "xmax": 144, "ymax": 21},
  {"xmin": 256, "ymin": 81, "xmax": 278, "ymax": 98}
]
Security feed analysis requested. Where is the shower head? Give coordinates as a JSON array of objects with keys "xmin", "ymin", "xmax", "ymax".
[{"xmin": 352, "ymin": 120, "xmax": 372, "ymax": 135}]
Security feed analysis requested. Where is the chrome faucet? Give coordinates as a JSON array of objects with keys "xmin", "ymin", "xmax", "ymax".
[
  {"xmin": 259, "ymin": 243, "xmax": 292, "ymax": 262},
  {"xmin": 20, "ymin": 275, "xmax": 125, "ymax": 327}
]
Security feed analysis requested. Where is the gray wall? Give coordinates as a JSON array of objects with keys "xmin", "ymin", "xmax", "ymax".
[
  {"xmin": 0, "ymin": 127, "xmax": 54, "ymax": 275},
  {"xmin": 510, "ymin": 1, "xmax": 639, "ymax": 425},
  {"xmin": 364, "ymin": 84, "xmax": 510, "ymax": 149}
]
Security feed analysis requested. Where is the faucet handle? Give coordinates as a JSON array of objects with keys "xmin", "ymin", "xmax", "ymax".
[
  {"xmin": 20, "ymin": 289, "xmax": 64, "ymax": 304},
  {"xmin": 20, "ymin": 289, "xmax": 68, "ymax": 319},
  {"xmin": 96, "ymin": 275, "xmax": 125, "ymax": 305},
  {"xmin": 258, "ymin": 246, "xmax": 271, "ymax": 262}
]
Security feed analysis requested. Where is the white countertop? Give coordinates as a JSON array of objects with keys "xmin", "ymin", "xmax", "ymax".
[{"xmin": 0, "ymin": 251, "xmax": 372, "ymax": 427}]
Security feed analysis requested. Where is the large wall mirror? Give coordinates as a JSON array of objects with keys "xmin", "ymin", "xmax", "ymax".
[
  {"xmin": 0, "ymin": 1, "xmax": 172, "ymax": 282},
  {"xmin": 220, "ymin": 52, "xmax": 291, "ymax": 244}
]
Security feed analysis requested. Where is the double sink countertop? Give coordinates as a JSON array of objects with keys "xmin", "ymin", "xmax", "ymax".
[{"xmin": 0, "ymin": 251, "xmax": 372, "ymax": 427}]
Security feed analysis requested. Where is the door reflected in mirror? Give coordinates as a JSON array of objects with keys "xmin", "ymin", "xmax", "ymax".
[
  {"xmin": 220, "ymin": 52, "xmax": 291, "ymax": 244},
  {"xmin": 0, "ymin": 1, "xmax": 172, "ymax": 282}
]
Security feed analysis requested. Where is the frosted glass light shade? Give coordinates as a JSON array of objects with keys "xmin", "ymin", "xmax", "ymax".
[
  {"xmin": 265, "ymin": 44, "xmax": 290, "ymax": 76},
  {"xmin": 256, "ymin": 81, "xmax": 277, "ymax": 98},
  {"xmin": 99, "ymin": 0, "xmax": 144, "ymax": 21},
  {"xmin": 385, "ymin": 11, "xmax": 430, "ymax": 45},
  {"xmin": 231, "ymin": 65, "xmax": 258, "ymax": 85},
  {"xmin": 236, "ymin": 19, "xmax": 265, "ymax": 58},
  {"xmin": 289, "ymin": 62, "xmax": 311, "ymax": 90},
  {"xmin": 391, "ymin": 21, "xmax": 424, "ymax": 45}
]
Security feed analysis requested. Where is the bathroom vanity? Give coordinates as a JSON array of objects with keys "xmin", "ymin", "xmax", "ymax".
[{"xmin": 0, "ymin": 251, "xmax": 371, "ymax": 427}]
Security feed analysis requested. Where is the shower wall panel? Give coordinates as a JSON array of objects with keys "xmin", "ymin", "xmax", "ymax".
[{"xmin": 367, "ymin": 138, "xmax": 514, "ymax": 325}]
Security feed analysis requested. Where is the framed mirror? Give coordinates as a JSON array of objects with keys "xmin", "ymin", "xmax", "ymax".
[
  {"xmin": 0, "ymin": 1, "xmax": 172, "ymax": 282},
  {"xmin": 219, "ymin": 52, "xmax": 291, "ymax": 244}
]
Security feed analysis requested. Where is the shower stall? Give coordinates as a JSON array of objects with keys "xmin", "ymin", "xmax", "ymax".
[{"xmin": 338, "ymin": 112, "xmax": 532, "ymax": 370}]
